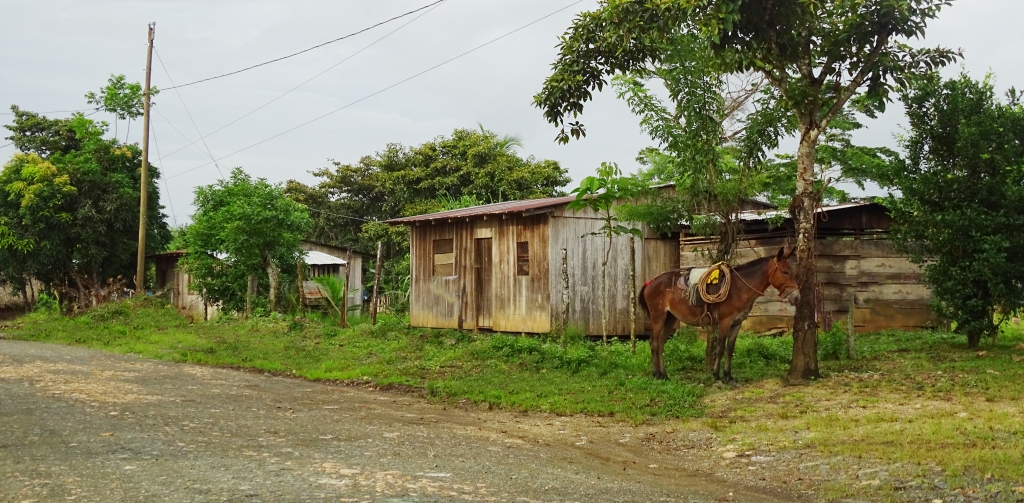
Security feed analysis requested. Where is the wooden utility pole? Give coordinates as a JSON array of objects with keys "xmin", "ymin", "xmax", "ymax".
[
  {"xmin": 134, "ymin": 22, "xmax": 156, "ymax": 294},
  {"xmin": 370, "ymin": 241, "xmax": 383, "ymax": 325}
]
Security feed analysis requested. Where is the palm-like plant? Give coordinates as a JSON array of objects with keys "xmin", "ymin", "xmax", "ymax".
[{"xmin": 313, "ymin": 275, "xmax": 347, "ymax": 327}]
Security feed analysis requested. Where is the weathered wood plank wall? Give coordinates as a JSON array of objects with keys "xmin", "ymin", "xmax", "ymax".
[
  {"xmin": 409, "ymin": 216, "xmax": 551, "ymax": 332},
  {"xmin": 680, "ymin": 235, "xmax": 937, "ymax": 333},
  {"xmin": 548, "ymin": 206, "xmax": 677, "ymax": 336}
]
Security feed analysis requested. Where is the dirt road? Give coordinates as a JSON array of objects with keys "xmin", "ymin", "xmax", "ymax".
[{"xmin": 0, "ymin": 340, "xmax": 805, "ymax": 503}]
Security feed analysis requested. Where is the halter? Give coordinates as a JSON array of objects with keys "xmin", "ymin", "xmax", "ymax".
[{"xmin": 734, "ymin": 259, "xmax": 797, "ymax": 299}]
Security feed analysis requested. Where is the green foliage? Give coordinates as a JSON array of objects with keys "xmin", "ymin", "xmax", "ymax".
[
  {"xmin": 33, "ymin": 293, "xmax": 60, "ymax": 314},
  {"xmin": 567, "ymin": 162, "xmax": 645, "ymax": 239},
  {"xmin": 312, "ymin": 275, "xmax": 348, "ymax": 322},
  {"xmin": 0, "ymin": 111, "xmax": 170, "ymax": 297},
  {"xmin": 885, "ymin": 72, "xmax": 1024, "ymax": 347},
  {"xmin": 3, "ymin": 106, "xmax": 82, "ymax": 157},
  {"xmin": 818, "ymin": 323, "xmax": 849, "ymax": 361},
  {"xmin": 181, "ymin": 168, "xmax": 311, "ymax": 312},
  {"xmin": 84, "ymin": 74, "xmax": 159, "ymax": 141}
]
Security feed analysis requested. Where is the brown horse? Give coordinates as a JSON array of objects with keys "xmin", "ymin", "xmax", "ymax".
[{"xmin": 638, "ymin": 247, "xmax": 800, "ymax": 382}]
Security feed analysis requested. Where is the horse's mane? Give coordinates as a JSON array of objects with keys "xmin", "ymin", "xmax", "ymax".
[{"xmin": 732, "ymin": 255, "xmax": 774, "ymax": 273}]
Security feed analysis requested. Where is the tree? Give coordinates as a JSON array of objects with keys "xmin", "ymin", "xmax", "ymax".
[
  {"xmin": 0, "ymin": 110, "xmax": 170, "ymax": 306},
  {"xmin": 285, "ymin": 127, "xmax": 570, "ymax": 313},
  {"xmin": 182, "ymin": 168, "xmax": 311, "ymax": 313},
  {"xmin": 884, "ymin": 72, "xmax": 1024, "ymax": 348},
  {"xmin": 85, "ymin": 74, "xmax": 159, "ymax": 142},
  {"xmin": 534, "ymin": 0, "xmax": 958, "ymax": 382},
  {"xmin": 567, "ymin": 162, "xmax": 644, "ymax": 344}
]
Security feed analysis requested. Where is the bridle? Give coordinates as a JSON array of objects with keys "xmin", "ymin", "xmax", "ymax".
[{"xmin": 734, "ymin": 259, "xmax": 797, "ymax": 299}]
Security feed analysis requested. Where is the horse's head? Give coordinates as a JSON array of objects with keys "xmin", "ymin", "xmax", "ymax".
[{"xmin": 770, "ymin": 247, "xmax": 800, "ymax": 306}]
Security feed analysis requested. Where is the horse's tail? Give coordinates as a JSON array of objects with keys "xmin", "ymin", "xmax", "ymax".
[{"xmin": 637, "ymin": 281, "xmax": 650, "ymax": 317}]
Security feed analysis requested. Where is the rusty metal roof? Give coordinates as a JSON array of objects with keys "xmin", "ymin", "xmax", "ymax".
[
  {"xmin": 735, "ymin": 201, "xmax": 877, "ymax": 222},
  {"xmin": 386, "ymin": 196, "xmax": 577, "ymax": 224}
]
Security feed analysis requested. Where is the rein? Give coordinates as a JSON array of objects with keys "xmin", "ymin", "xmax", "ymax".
[{"xmin": 733, "ymin": 260, "xmax": 784, "ymax": 298}]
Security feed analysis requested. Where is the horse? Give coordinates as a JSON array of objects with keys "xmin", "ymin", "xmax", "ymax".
[{"xmin": 638, "ymin": 247, "xmax": 800, "ymax": 382}]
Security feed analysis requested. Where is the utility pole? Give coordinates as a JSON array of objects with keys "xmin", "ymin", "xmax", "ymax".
[
  {"xmin": 135, "ymin": 22, "xmax": 156, "ymax": 294},
  {"xmin": 370, "ymin": 241, "xmax": 383, "ymax": 325}
]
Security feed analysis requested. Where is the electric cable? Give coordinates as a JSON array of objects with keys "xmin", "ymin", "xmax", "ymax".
[
  {"xmin": 154, "ymin": 48, "xmax": 225, "ymax": 179},
  {"xmin": 163, "ymin": 0, "xmax": 445, "ymax": 90},
  {"xmin": 150, "ymin": 121, "xmax": 178, "ymax": 227},
  {"xmin": 168, "ymin": 0, "xmax": 583, "ymax": 180},
  {"xmin": 157, "ymin": 0, "xmax": 447, "ymax": 161}
]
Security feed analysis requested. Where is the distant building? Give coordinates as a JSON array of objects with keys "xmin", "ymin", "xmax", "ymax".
[{"xmin": 148, "ymin": 240, "xmax": 364, "ymax": 319}]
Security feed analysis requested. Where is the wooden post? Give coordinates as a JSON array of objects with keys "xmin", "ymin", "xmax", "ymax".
[
  {"xmin": 245, "ymin": 273, "xmax": 257, "ymax": 320},
  {"xmin": 629, "ymin": 235, "xmax": 637, "ymax": 353},
  {"xmin": 561, "ymin": 248, "xmax": 569, "ymax": 341},
  {"xmin": 134, "ymin": 22, "xmax": 155, "ymax": 294},
  {"xmin": 341, "ymin": 251, "xmax": 352, "ymax": 328},
  {"xmin": 847, "ymin": 295, "xmax": 856, "ymax": 359},
  {"xmin": 296, "ymin": 258, "xmax": 305, "ymax": 318},
  {"xmin": 370, "ymin": 241, "xmax": 383, "ymax": 325}
]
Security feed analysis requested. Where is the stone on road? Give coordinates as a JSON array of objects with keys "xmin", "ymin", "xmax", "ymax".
[{"xmin": 0, "ymin": 340, "xmax": 801, "ymax": 502}]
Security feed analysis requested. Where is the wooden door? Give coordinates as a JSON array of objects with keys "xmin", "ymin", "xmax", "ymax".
[{"xmin": 475, "ymin": 238, "xmax": 493, "ymax": 328}]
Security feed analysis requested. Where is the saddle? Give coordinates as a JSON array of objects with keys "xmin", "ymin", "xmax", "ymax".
[{"xmin": 676, "ymin": 263, "xmax": 730, "ymax": 307}]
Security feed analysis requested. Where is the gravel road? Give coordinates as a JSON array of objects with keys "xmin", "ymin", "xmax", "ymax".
[{"xmin": 0, "ymin": 340, "xmax": 806, "ymax": 503}]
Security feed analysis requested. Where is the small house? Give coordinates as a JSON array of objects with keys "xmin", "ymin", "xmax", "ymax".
[
  {"xmin": 149, "ymin": 240, "xmax": 364, "ymax": 318},
  {"xmin": 387, "ymin": 190, "xmax": 774, "ymax": 336},
  {"xmin": 680, "ymin": 202, "xmax": 938, "ymax": 333}
]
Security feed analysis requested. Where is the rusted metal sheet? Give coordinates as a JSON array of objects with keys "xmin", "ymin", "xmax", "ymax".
[{"xmin": 387, "ymin": 196, "xmax": 576, "ymax": 224}]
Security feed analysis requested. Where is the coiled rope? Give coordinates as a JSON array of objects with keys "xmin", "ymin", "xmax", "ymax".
[{"xmin": 688, "ymin": 262, "xmax": 732, "ymax": 305}]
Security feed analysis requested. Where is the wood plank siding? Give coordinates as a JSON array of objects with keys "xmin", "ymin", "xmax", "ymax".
[
  {"xmin": 409, "ymin": 215, "xmax": 551, "ymax": 333},
  {"xmin": 299, "ymin": 241, "xmax": 363, "ymax": 306},
  {"xmin": 681, "ymin": 232, "xmax": 938, "ymax": 334}
]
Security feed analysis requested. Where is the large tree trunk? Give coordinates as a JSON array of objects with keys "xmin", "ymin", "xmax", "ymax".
[{"xmin": 788, "ymin": 127, "xmax": 823, "ymax": 383}]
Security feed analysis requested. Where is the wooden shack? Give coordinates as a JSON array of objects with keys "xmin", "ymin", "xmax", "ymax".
[
  {"xmin": 388, "ymin": 191, "xmax": 774, "ymax": 336},
  {"xmin": 299, "ymin": 241, "xmax": 364, "ymax": 308},
  {"xmin": 679, "ymin": 202, "xmax": 938, "ymax": 333},
  {"xmin": 149, "ymin": 240, "xmax": 364, "ymax": 318}
]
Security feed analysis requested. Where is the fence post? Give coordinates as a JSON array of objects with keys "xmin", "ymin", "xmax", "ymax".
[
  {"xmin": 847, "ymin": 295, "xmax": 856, "ymax": 359},
  {"xmin": 370, "ymin": 241, "xmax": 383, "ymax": 325},
  {"xmin": 629, "ymin": 235, "xmax": 637, "ymax": 353},
  {"xmin": 561, "ymin": 248, "xmax": 569, "ymax": 342}
]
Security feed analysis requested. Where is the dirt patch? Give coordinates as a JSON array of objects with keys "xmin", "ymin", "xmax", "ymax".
[{"xmin": 0, "ymin": 340, "xmax": 802, "ymax": 503}]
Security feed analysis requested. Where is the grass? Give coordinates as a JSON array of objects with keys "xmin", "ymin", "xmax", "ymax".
[
  {"xmin": 5, "ymin": 297, "xmax": 1024, "ymax": 492},
  {"xmin": 698, "ymin": 323, "xmax": 1024, "ymax": 491}
]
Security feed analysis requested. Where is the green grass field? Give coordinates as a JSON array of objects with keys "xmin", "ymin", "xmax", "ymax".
[{"xmin": 4, "ymin": 297, "xmax": 1024, "ymax": 488}]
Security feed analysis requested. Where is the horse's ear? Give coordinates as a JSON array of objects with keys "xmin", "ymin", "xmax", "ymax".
[
  {"xmin": 776, "ymin": 247, "xmax": 786, "ymax": 261},
  {"xmin": 785, "ymin": 246, "xmax": 795, "ymax": 259}
]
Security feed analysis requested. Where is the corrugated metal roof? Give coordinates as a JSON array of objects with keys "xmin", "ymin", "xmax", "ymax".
[
  {"xmin": 735, "ymin": 201, "xmax": 877, "ymax": 222},
  {"xmin": 386, "ymin": 195, "xmax": 577, "ymax": 224},
  {"xmin": 146, "ymin": 249, "xmax": 186, "ymax": 259},
  {"xmin": 303, "ymin": 250, "xmax": 347, "ymax": 265}
]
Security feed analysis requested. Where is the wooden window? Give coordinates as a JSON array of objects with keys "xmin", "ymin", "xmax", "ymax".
[
  {"xmin": 433, "ymin": 238, "xmax": 455, "ymax": 276},
  {"xmin": 516, "ymin": 241, "xmax": 529, "ymax": 276}
]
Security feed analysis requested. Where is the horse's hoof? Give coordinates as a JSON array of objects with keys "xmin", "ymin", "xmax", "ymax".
[{"xmin": 653, "ymin": 372, "xmax": 669, "ymax": 381}]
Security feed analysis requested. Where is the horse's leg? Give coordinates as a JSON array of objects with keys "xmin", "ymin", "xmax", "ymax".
[
  {"xmin": 654, "ymin": 313, "xmax": 677, "ymax": 380},
  {"xmin": 649, "ymin": 304, "xmax": 669, "ymax": 380},
  {"xmin": 722, "ymin": 321, "xmax": 742, "ymax": 383},
  {"xmin": 711, "ymin": 321, "xmax": 728, "ymax": 381}
]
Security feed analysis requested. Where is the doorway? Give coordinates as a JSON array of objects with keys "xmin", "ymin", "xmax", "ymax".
[{"xmin": 474, "ymin": 238, "xmax": 493, "ymax": 328}]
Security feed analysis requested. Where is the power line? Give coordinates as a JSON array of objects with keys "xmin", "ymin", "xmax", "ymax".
[
  {"xmin": 0, "ymin": 108, "xmax": 92, "ymax": 115},
  {"xmin": 164, "ymin": 0, "xmax": 446, "ymax": 90},
  {"xmin": 0, "ymin": 142, "xmax": 13, "ymax": 149},
  {"xmin": 154, "ymin": 48, "xmax": 225, "ymax": 179},
  {"xmin": 157, "ymin": 0, "xmax": 446, "ymax": 162},
  {"xmin": 168, "ymin": 0, "xmax": 584, "ymax": 180},
  {"xmin": 306, "ymin": 206, "xmax": 374, "ymax": 223},
  {"xmin": 151, "ymin": 121, "xmax": 178, "ymax": 227}
]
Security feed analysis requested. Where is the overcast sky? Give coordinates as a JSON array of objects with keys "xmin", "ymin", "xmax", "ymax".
[{"xmin": 2, "ymin": 0, "xmax": 1021, "ymax": 225}]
